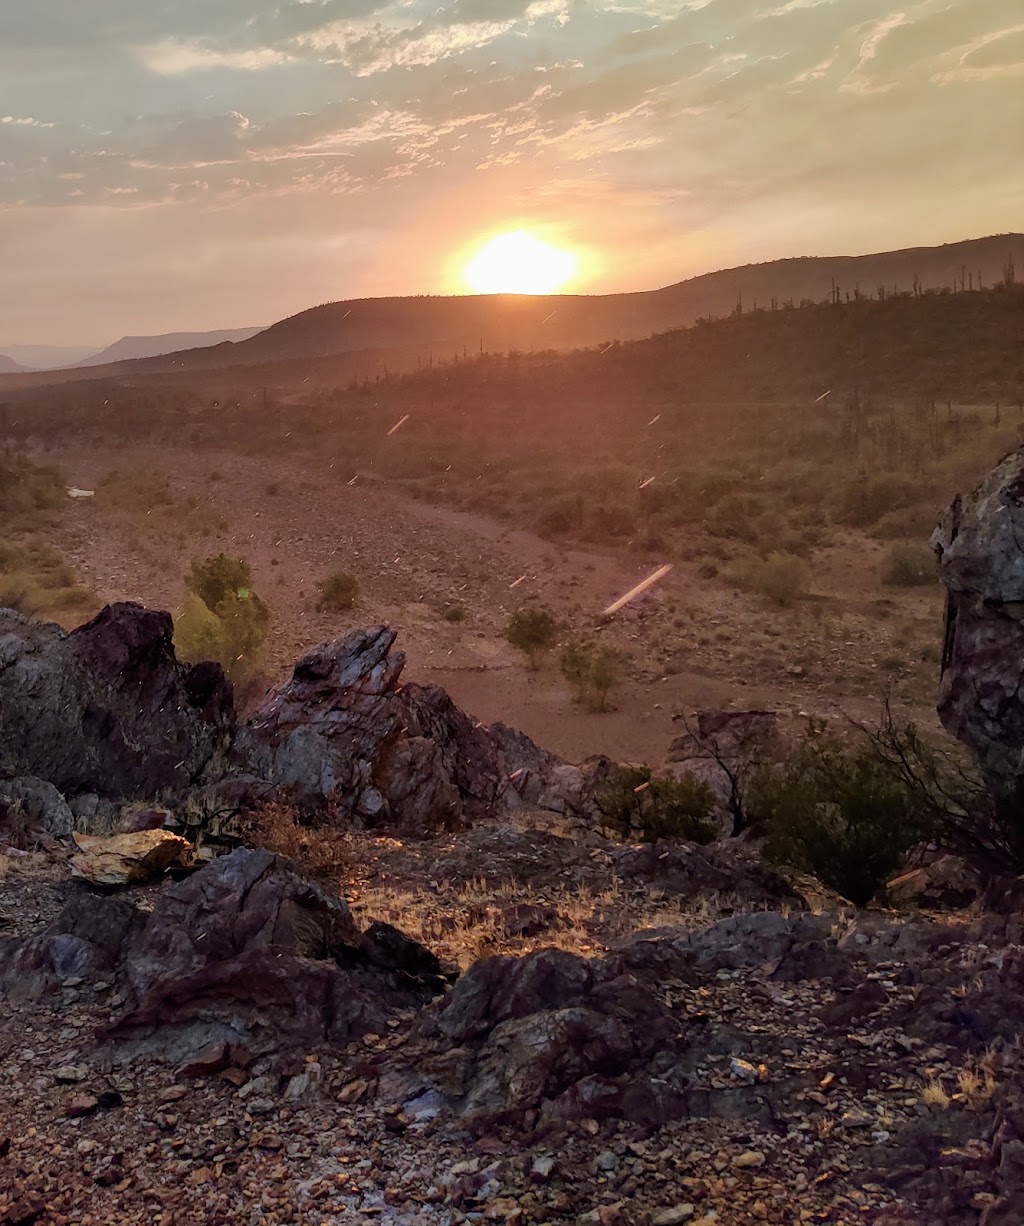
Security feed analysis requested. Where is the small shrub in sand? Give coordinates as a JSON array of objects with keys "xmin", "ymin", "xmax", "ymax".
[
  {"xmin": 443, "ymin": 602, "xmax": 467, "ymax": 623},
  {"xmin": 738, "ymin": 551, "xmax": 809, "ymax": 606},
  {"xmin": 597, "ymin": 766, "xmax": 717, "ymax": 843},
  {"xmin": 882, "ymin": 542, "xmax": 937, "ymax": 587},
  {"xmin": 317, "ymin": 570, "xmax": 360, "ymax": 611},
  {"xmin": 505, "ymin": 605, "xmax": 558, "ymax": 668},
  {"xmin": 561, "ymin": 638, "xmax": 622, "ymax": 711}
]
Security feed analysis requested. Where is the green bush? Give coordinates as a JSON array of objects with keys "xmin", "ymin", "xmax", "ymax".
[
  {"xmin": 176, "ymin": 554, "xmax": 269, "ymax": 681},
  {"xmin": 749, "ymin": 739, "xmax": 933, "ymax": 905},
  {"xmin": 882, "ymin": 542, "xmax": 937, "ymax": 587},
  {"xmin": 597, "ymin": 766, "xmax": 717, "ymax": 843},
  {"xmin": 506, "ymin": 605, "xmax": 558, "ymax": 667},
  {"xmin": 561, "ymin": 638, "xmax": 622, "ymax": 711},
  {"xmin": 443, "ymin": 602, "xmax": 467, "ymax": 623},
  {"xmin": 318, "ymin": 570, "xmax": 360, "ymax": 610}
]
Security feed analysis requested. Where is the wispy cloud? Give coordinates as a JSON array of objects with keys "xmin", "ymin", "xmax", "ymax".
[{"xmin": 1, "ymin": 0, "xmax": 1022, "ymax": 343}]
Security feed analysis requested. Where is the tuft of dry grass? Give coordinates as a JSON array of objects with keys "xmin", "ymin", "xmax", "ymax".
[
  {"xmin": 234, "ymin": 801, "xmax": 349, "ymax": 884},
  {"xmin": 921, "ymin": 1076, "xmax": 951, "ymax": 1110}
]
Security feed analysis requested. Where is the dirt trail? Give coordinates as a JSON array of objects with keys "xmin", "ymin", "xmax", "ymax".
[{"xmin": 47, "ymin": 443, "xmax": 942, "ymax": 765}]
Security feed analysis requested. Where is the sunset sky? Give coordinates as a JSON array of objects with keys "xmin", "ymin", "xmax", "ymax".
[{"xmin": 2, "ymin": 0, "xmax": 1022, "ymax": 346}]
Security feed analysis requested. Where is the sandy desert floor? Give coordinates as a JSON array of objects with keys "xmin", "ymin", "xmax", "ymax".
[{"xmin": 46, "ymin": 443, "xmax": 944, "ymax": 767}]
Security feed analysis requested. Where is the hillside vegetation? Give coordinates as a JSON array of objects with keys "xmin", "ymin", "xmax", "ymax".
[{"xmin": 3, "ymin": 285, "xmax": 1022, "ymax": 605}]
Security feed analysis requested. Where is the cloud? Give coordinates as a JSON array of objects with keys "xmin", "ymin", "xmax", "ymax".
[{"xmin": 2, "ymin": 0, "xmax": 1023, "ymax": 343}]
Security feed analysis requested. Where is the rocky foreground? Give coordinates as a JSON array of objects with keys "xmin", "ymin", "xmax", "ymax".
[
  {"xmin": 7, "ymin": 448, "xmax": 1024, "ymax": 1224},
  {"xmin": 2, "ymin": 821, "xmax": 1024, "ymax": 1226}
]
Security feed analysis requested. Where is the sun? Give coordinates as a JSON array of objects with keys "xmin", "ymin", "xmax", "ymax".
[{"xmin": 462, "ymin": 230, "xmax": 578, "ymax": 295}]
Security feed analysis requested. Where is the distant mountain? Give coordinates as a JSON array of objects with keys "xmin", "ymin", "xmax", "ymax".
[
  {"xmin": 0, "ymin": 343, "xmax": 99, "ymax": 370},
  {"xmin": 2, "ymin": 235, "xmax": 1021, "ymax": 389},
  {"xmin": 75, "ymin": 327, "xmax": 266, "ymax": 367},
  {"xmin": 0, "ymin": 354, "xmax": 27, "ymax": 374},
  {"xmin": 97, "ymin": 233, "xmax": 1022, "ymax": 376}
]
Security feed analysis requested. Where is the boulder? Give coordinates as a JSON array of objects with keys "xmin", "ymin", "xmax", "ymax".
[
  {"xmin": 104, "ymin": 848, "xmax": 450, "ymax": 1062},
  {"xmin": 232, "ymin": 625, "xmax": 617, "ymax": 831},
  {"xmin": 0, "ymin": 603, "xmax": 234, "ymax": 802},
  {"xmin": 934, "ymin": 448, "xmax": 1024, "ymax": 791},
  {"xmin": 392, "ymin": 948, "xmax": 687, "ymax": 1129},
  {"xmin": 0, "ymin": 777, "xmax": 73, "ymax": 838},
  {"xmin": 0, "ymin": 893, "xmax": 144, "ymax": 1002},
  {"xmin": 69, "ymin": 830, "xmax": 191, "ymax": 886},
  {"xmin": 884, "ymin": 854, "xmax": 982, "ymax": 910}
]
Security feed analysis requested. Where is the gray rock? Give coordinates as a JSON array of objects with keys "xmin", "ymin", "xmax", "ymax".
[
  {"xmin": 0, "ymin": 777, "xmax": 73, "ymax": 837},
  {"xmin": 0, "ymin": 603, "xmax": 234, "ymax": 802},
  {"xmin": 934, "ymin": 449, "xmax": 1024, "ymax": 791}
]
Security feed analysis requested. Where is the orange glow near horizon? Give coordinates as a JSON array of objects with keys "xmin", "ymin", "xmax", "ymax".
[{"xmin": 460, "ymin": 230, "xmax": 580, "ymax": 295}]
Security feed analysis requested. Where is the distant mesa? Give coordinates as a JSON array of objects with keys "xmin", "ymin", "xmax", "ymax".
[
  {"xmin": 0, "ymin": 328, "xmax": 266, "ymax": 373},
  {"xmin": 0, "ymin": 343, "xmax": 99, "ymax": 370},
  {"xmin": 73, "ymin": 327, "xmax": 266, "ymax": 368}
]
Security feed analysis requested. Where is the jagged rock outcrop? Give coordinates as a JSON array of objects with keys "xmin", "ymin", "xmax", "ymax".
[
  {"xmin": 0, "ymin": 603, "xmax": 234, "ymax": 802},
  {"xmin": 934, "ymin": 448, "xmax": 1024, "ymax": 791},
  {"xmin": 0, "ymin": 848, "xmax": 450, "ymax": 1062},
  {"xmin": 231, "ymin": 625, "xmax": 616, "ymax": 832},
  {"xmin": 385, "ymin": 947, "xmax": 688, "ymax": 1130}
]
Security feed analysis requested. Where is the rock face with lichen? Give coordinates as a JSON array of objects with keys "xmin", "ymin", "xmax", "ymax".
[{"xmin": 933, "ymin": 447, "xmax": 1024, "ymax": 792}]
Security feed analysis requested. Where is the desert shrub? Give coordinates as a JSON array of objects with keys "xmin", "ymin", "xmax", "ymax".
[
  {"xmin": 749, "ymin": 738, "xmax": 933, "ymax": 904},
  {"xmin": 318, "ymin": 570, "xmax": 360, "ymax": 610},
  {"xmin": 0, "ymin": 453, "xmax": 65, "ymax": 514},
  {"xmin": 697, "ymin": 561, "xmax": 719, "ymax": 580},
  {"xmin": 882, "ymin": 542, "xmax": 937, "ymax": 587},
  {"xmin": 505, "ymin": 605, "xmax": 558, "ymax": 667},
  {"xmin": 870, "ymin": 505, "xmax": 940, "ymax": 540},
  {"xmin": 176, "ymin": 553, "xmax": 269, "ymax": 680},
  {"xmin": 739, "ymin": 552, "xmax": 809, "ymax": 606},
  {"xmin": 0, "ymin": 529, "xmax": 94, "ymax": 619},
  {"xmin": 95, "ymin": 468, "xmax": 175, "ymax": 512},
  {"xmin": 584, "ymin": 501, "xmax": 636, "ymax": 541},
  {"xmin": 836, "ymin": 474, "xmax": 928, "ymax": 529},
  {"xmin": 597, "ymin": 766, "xmax": 717, "ymax": 843},
  {"xmin": 703, "ymin": 492, "xmax": 768, "ymax": 545},
  {"xmin": 443, "ymin": 602, "xmax": 467, "ymax": 623},
  {"xmin": 535, "ymin": 495, "xmax": 583, "ymax": 538},
  {"xmin": 561, "ymin": 638, "xmax": 622, "ymax": 711},
  {"xmin": 233, "ymin": 801, "xmax": 348, "ymax": 881}
]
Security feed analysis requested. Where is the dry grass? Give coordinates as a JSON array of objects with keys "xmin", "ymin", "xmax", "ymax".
[
  {"xmin": 956, "ymin": 1051, "xmax": 998, "ymax": 1109},
  {"xmin": 921, "ymin": 1076, "xmax": 952, "ymax": 1110},
  {"xmin": 234, "ymin": 801, "xmax": 350, "ymax": 884},
  {"xmin": 347, "ymin": 871, "xmax": 737, "ymax": 971}
]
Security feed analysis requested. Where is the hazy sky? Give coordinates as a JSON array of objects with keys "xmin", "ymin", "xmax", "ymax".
[{"xmin": 2, "ymin": 0, "xmax": 1022, "ymax": 345}]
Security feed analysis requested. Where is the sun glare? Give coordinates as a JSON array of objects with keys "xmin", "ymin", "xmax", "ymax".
[{"xmin": 462, "ymin": 230, "xmax": 578, "ymax": 295}]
